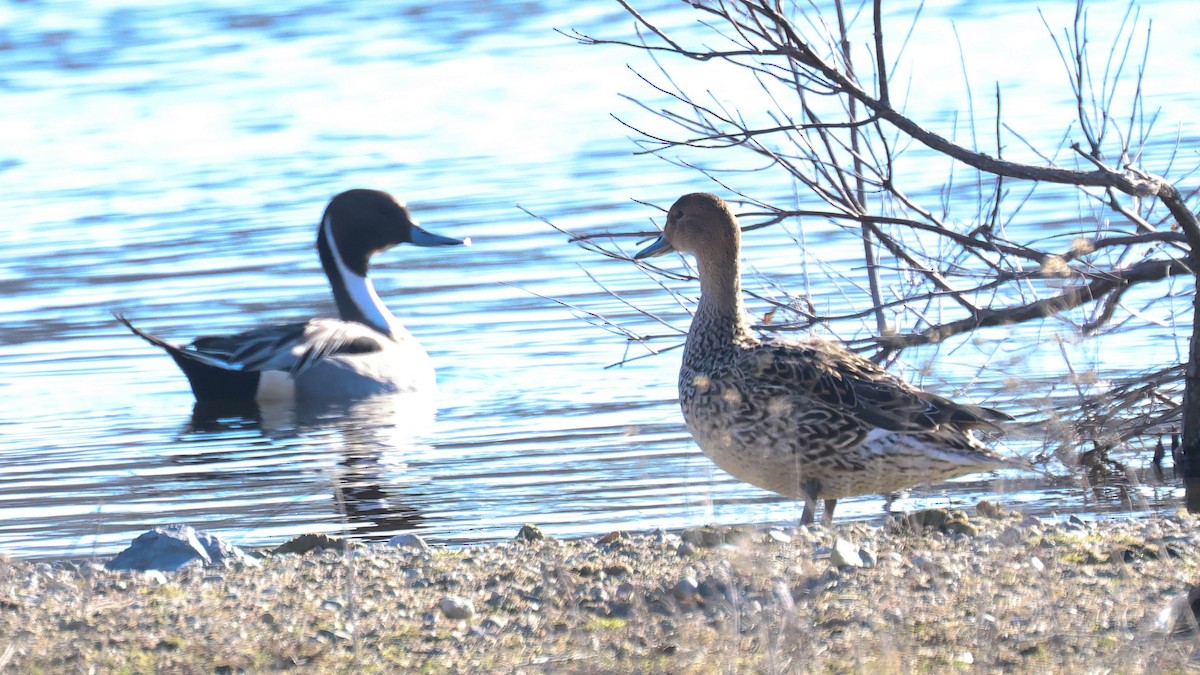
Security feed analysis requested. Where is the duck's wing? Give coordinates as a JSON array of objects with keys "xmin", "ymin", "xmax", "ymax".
[
  {"xmin": 117, "ymin": 314, "xmax": 386, "ymax": 377},
  {"xmin": 191, "ymin": 318, "xmax": 386, "ymax": 376},
  {"xmin": 740, "ymin": 338, "xmax": 1012, "ymax": 433}
]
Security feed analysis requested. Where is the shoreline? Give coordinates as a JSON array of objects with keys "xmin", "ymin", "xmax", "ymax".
[{"xmin": 1, "ymin": 503, "xmax": 1197, "ymax": 672}]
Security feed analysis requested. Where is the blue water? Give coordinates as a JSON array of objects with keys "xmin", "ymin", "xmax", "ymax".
[{"xmin": 1, "ymin": 0, "xmax": 1196, "ymax": 559}]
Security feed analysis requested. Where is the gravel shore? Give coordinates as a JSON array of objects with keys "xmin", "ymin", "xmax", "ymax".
[{"xmin": 1, "ymin": 503, "xmax": 1197, "ymax": 673}]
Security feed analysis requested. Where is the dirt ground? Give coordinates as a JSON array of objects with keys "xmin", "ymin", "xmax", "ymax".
[{"xmin": 1, "ymin": 503, "xmax": 1198, "ymax": 673}]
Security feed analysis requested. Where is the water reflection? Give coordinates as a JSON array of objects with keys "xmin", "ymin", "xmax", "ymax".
[{"xmin": 178, "ymin": 394, "xmax": 435, "ymax": 542}]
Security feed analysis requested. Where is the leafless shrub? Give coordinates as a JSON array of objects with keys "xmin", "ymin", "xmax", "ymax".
[{"xmin": 546, "ymin": 1, "xmax": 1200, "ymax": 503}]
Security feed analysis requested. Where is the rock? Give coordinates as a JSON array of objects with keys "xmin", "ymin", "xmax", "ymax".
[
  {"xmin": 586, "ymin": 585, "xmax": 611, "ymax": 603},
  {"xmin": 672, "ymin": 575, "xmax": 699, "ymax": 601},
  {"xmin": 891, "ymin": 509, "xmax": 979, "ymax": 537},
  {"xmin": 766, "ymin": 528, "xmax": 792, "ymax": 545},
  {"xmin": 1029, "ymin": 556, "xmax": 1045, "ymax": 573},
  {"xmin": 1019, "ymin": 514, "xmax": 1043, "ymax": 529},
  {"xmin": 911, "ymin": 555, "xmax": 946, "ymax": 576},
  {"xmin": 772, "ymin": 581, "xmax": 795, "ymax": 611},
  {"xmin": 652, "ymin": 528, "xmax": 681, "ymax": 547},
  {"xmin": 954, "ymin": 651, "xmax": 974, "ymax": 666},
  {"xmin": 315, "ymin": 628, "xmax": 352, "ymax": 643},
  {"xmin": 142, "ymin": 570, "xmax": 168, "ymax": 586},
  {"xmin": 515, "ymin": 525, "xmax": 545, "ymax": 542},
  {"xmin": 439, "ymin": 596, "xmax": 476, "ymax": 620},
  {"xmin": 1155, "ymin": 587, "xmax": 1200, "ymax": 634},
  {"xmin": 272, "ymin": 533, "xmax": 353, "ymax": 556},
  {"xmin": 387, "ymin": 533, "xmax": 431, "ymax": 553},
  {"xmin": 106, "ymin": 525, "xmax": 257, "ymax": 572},
  {"xmin": 859, "ymin": 547, "xmax": 877, "ymax": 566},
  {"xmin": 681, "ymin": 525, "xmax": 751, "ymax": 548},
  {"xmin": 596, "ymin": 531, "xmax": 624, "ymax": 546},
  {"xmin": 976, "ymin": 500, "xmax": 1017, "ymax": 519},
  {"xmin": 831, "ymin": 538, "xmax": 866, "ymax": 569},
  {"xmin": 480, "ymin": 615, "xmax": 508, "ymax": 632},
  {"xmin": 997, "ymin": 526, "xmax": 1026, "ymax": 546},
  {"xmin": 604, "ymin": 563, "xmax": 632, "ymax": 577}
]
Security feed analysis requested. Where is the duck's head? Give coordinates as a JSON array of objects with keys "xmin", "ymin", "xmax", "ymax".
[
  {"xmin": 320, "ymin": 189, "xmax": 466, "ymax": 276},
  {"xmin": 634, "ymin": 192, "xmax": 740, "ymax": 263}
]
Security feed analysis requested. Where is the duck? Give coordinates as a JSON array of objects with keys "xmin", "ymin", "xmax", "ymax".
[
  {"xmin": 117, "ymin": 189, "xmax": 466, "ymax": 404},
  {"xmin": 634, "ymin": 192, "xmax": 1020, "ymax": 525}
]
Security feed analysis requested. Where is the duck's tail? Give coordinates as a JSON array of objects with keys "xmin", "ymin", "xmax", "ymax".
[{"xmin": 114, "ymin": 312, "xmax": 260, "ymax": 402}]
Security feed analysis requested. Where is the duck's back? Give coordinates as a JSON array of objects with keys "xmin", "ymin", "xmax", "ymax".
[{"xmin": 677, "ymin": 334, "xmax": 1013, "ymax": 499}]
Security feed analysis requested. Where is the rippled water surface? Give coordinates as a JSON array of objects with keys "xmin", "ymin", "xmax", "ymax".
[{"xmin": 2, "ymin": 0, "xmax": 1198, "ymax": 559}]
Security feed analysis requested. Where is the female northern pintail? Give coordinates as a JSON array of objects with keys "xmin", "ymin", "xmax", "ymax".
[
  {"xmin": 118, "ymin": 189, "xmax": 466, "ymax": 404},
  {"xmin": 635, "ymin": 192, "xmax": 1019, "ymax": 525}
]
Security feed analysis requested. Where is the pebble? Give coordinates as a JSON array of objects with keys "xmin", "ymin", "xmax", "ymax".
[
  {"xmin": 859, "ymin": 547, "xmax": 877, "ymax": 566},
  {"xmin": 910, "ymin": 555, "xmax": 944, "ymax": 576},
  {"xmin": 673, "ymin": 575, "xmax": 699, "ymax": 601},
  {"xmin": 997, "ymin": 526, "xmax": 1026, "ymax": 546},
  {"xmin": 1154, "ymin": 586, "xmax": 1200, "ymax": 634},
  {"xmin": 772, "ymin": 581, "xmax": 795, "ymax": 611},
  {"xmin": 272, "ymin": 533, "xmax": 351, "ymax": 556},
  {"xmin": 604, "ymin": 563, "xmax": 632, "ymax": 577},
  {"xmin": 142, "ymin": 570, "xmax": 168, "ymax": 586},
  {"xmin": 480, "ymin": 615, "xmax": 508, "ymax": 632},
  {"xmin": 831, "ymin": 538, "xmax": 866, "ymax": 569},
  {"xmin": 387, "ymin": 533, "xmax": 431, "ymax": 553},
  {"xmin": 515, "ymin": 525, "xmax": 545, "ymax": 542},
  {"xmin": 766, "ymin": 529, "xmax": 791, "ymax": 545},
  {"xmin": 597, "ymin": 531, "xmax": 624, "ymax": 546},
  {"xmin": 652, "ymin": 528, "xmax": 681, "ymax": 547},
  {"xmin": 316, "ymin": 628, "xmax": 352, "ymax": 643},
  {"xmin": 439, "ymin": 596, "xmax": 476, "ymax": 621}
]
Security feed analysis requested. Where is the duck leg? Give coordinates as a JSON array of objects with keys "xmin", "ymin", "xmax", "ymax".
[
  {"xmin": 882, "ymin": 492, "xmax": 898, "ymax": 516},
  {"xmin": 822, "ymin": 499, "xmax": 837, "ymax": 526},
  {"xmin": 800, "ymin": 479, "xmax": 822, "ymax": 526}
]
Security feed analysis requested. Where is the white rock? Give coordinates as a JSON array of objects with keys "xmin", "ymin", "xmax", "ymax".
[
  {"xmin": 831, "ymin": 538, "xmax": 865, "ymax": 569},
  {"xmin": 142, "ymin": 570, "xmax": 168, "ymax": 586},
  {"xmin": 673, "ymin": 575, "xmax": 700, "ymax": 600},
  {"xmin": 766, "ymin": 529, "xmax": 792, "ymax": 545},
  {"xmin": 387, "ymin": 533, "xmax": 431, "ymax": 553},
  {"xmin": 439, "ymin": 596, "xmax": 476, "ymax": 620}
]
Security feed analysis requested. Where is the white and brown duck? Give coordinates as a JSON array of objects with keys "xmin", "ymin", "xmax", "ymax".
[{"xmin": 635, "ymin": 192, "xmax": 1020, "ymax": 524}]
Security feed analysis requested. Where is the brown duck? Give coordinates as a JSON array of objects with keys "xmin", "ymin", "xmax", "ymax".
[{"xmin": 635, "ymin": 192, "xmax": 1019, "ymax": 525}]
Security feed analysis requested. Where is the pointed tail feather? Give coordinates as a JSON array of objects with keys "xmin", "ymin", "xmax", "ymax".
[{"xmin": 114, "ymin": 312, "xmax": 260, "ymax": 402}]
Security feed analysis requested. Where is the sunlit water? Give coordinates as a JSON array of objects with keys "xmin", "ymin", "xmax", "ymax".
[{"xmin": 1, "ymin": 0, "xmax": 1196, "ymax": 559}]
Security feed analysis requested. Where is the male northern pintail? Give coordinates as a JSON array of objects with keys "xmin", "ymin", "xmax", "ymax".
[
  {"xmin": 118, "ymin": 189, "xmax": 466, "ymax": 404},
  {"xmin": 635, "ymin": 192, "xmax": 1020, "ymax": 525}
]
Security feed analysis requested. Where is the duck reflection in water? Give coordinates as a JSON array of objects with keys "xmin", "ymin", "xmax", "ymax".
[{"xmin": 178, "ymin": 394, "xmax": 436, "ymax": 540}]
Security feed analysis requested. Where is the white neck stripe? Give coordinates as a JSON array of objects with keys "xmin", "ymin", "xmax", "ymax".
[{"xmin": 322, "ymin": 214, "xmax": 394, "ymax": 334}]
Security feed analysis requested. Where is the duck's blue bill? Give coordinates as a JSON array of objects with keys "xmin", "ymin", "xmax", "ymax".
[
  {"xmin": 409, "ymin": 224, "xmax": 468, "ymax": 247},
  {"xmin": 634, "ymin": 234, "xmax": 673, "ymax": 259}
]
